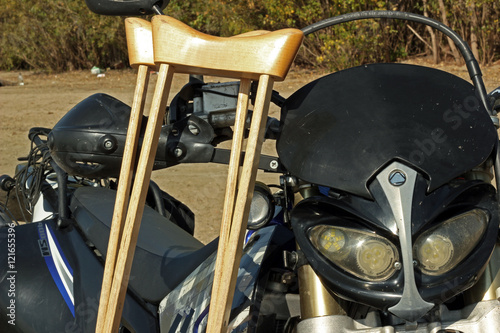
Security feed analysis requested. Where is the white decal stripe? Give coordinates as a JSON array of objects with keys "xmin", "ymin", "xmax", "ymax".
[{"xmin": 46, "ymin": 225, "xmax": 74, "ymax": 304}]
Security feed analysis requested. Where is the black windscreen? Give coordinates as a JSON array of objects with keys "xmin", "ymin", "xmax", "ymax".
[{"xmin": 277, "ymin": 63, "xmax": 497, "ymax": 199}]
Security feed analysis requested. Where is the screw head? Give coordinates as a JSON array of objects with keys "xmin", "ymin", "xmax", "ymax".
[
  {"xmin": 174, "ymin": 147, "xmax": 183, "ymax": 158},
  {"xmin": 389, "ymin": 170, "xmax": 406, "ymax": 186},
  {"xmin": 103, "ymin": 139, "xmax": 114, "ymax": 149},
  {"xmin": 99, "ymin": 135, "xmax": 117, "ymax": 152}
]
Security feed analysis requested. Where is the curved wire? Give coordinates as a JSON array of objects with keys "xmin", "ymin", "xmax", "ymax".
[{"xmin": 301, "ymin": 10, "xmax": 492, "ymax": 116}]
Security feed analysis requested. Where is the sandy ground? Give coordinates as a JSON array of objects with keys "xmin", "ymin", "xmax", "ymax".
[
  {"xmin": 1, "ymin": 61, "xmax": 500, "ymax": 244},
  {"xmin": 0, "ymin": 67, "xmax": 322, "ymax": 243}
]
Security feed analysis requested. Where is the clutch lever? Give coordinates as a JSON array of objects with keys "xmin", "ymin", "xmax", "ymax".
[
  {"xmin": 250, "ymin": 80, "xmax": 285, "ymax": 107},
  {"xmin": 270, "ymin": 89, "xmax": 286, "ymax": 107}
]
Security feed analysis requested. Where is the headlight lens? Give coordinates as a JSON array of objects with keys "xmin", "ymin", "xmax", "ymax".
[
  {"xmin": 247, "ymin": 182, "xmax": 274, "ymax": 230},
  {"xmin": 309, "ymin": 225, "xmax": 399, "ymax": 281},
  {"xmin": 414, "ymin": 209, "xmax": 488, "ymax": 276}
]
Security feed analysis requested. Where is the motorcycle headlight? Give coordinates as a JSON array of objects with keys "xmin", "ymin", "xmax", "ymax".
[
  {"xmin": 309, "ymin": 225, "xmax": 399, "ymax": 281},
  {"xmin": 247, "ymin": 182, "xmax": 274, "ymax": 230},
  {"xmin": 414, "ymin": 209, "xmax": 488, "ymax": 276}
]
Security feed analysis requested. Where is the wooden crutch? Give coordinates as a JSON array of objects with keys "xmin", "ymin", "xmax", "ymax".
[
  {"xmin": 95, "ymin": 17, "xmax": 154, "ymax": 333},
  {"xmin": 100, "ymin": 15, "xmax": 303, "ymax": 332}
]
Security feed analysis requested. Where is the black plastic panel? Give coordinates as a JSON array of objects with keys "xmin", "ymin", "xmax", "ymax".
[
  {"xmin": 291, "ymin": 180, "xmax": 499, "ymax": 311},
  {"xmin": 48, "ymin": 93, "xmax": 137, "ymax": 178},
  {"xmin": 49, "ymin": 93, "xmax": 218, "ymax": 178},
  {"xmin": 70, "ymin": 186, "xmax": 217, "ymax": 303},
  {"xmin": 278, "ymin": 63, "xmax": 497, "ymax": 198}
]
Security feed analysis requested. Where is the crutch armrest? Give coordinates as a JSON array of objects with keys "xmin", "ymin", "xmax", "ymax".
[
  {"xmin": 125, "ymin": 17, "xmax": 155, "ymax": 68},
  {"xmin": 152, "ymin": 16, "xmax": 304, "ymax": 81}
]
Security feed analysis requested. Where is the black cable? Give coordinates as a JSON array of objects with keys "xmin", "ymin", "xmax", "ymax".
[
  {"xmin": 14, "ymin": 132, "xmax": 52, "ymax": 220},
  {"xmin": 301, "ymin": 10, "xmax": 493, "ymax": 116},
  {"xmin": 0, "ymin": 201, "xmax": 18, "ymax": 226}
]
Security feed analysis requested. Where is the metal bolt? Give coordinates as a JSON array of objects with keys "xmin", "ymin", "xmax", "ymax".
[
  {"xmin": 389, "ymin": 170, "xmax": 406, "ymax": 186},
  {"xmin": 285, "ymin": 176, "xmax": 298, "ymax": 187},
  {"xmin": 394, "ymin": 262, "xmax": 402, "ymax": 270},
  {"xmin": 270, "ymin": 160, "xmax": 279, "ymax": 170},
  {"xmin": 103, "ymin": 139, "xmax": 114, "ymax": 150},
  {"xmin": 281, "ymin": 271, "xmax": 295, "ymax": 285},
  {"xmin": 174, "ymin": 147, "xmax": 183, "ymax": 158},
  {"xmin": 188, "ymin": 124, "xmax": 200, "ymax": 136}
]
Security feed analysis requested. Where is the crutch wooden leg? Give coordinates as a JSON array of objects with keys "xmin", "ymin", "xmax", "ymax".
[
  {"xmin": 99, "ymin": 14, "xmax": 303, "ymax": 332},
  {"xmin": 95, "ymin": 17, "xmax": 155, "ymax": 333},
  {"xmin": 207, "ymin": 75, "xmax": 275, "ymax": 331},
  {"xmin": 152, "ymin": 16, "xmax": 302, "ymax": 333},
  {"xmin": 102, "ymin": 63, "xmax": 174, "ymax": 332},
  {"xmin": 218, "ymin": 78, "xmax": 252, "ymax": 246}
]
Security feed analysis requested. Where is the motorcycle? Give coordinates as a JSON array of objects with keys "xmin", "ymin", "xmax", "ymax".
[{"xmin": 1, "ymin": 1, "xmax": 500, "ymax": 332}]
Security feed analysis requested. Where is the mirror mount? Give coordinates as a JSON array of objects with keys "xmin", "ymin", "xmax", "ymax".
[{"xmin": 85, "ymin": 0, "xmax": 168, "ymax": 16}]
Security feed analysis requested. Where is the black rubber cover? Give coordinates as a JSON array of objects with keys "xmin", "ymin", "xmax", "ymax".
[
  {"xmin": 278, "ymin": 63, "xmax": 497, "ymax": 199},
  {"xmin": 70, "ymin": 187, "xmax": 217, "ymax": 304}
]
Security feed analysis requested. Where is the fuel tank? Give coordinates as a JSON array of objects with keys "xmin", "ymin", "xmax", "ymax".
[{"xmin": 0, "ymin": 220, "xmax": 157, "ymax": 332}]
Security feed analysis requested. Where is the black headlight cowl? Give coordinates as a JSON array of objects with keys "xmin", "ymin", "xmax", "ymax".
[{"xmin": 292, "ymin": 180, "xmax": 499, "ymax": 312}]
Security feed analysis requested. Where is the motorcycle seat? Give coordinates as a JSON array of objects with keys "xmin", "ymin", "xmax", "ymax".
[{"xmin": 69, "ymin": 186, "xmax": 217, "ymax": 304}]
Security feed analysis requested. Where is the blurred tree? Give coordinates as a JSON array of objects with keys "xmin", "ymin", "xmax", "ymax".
[
  {"xmin": 1, "ymin": 0, "xmax": 499, "ymax": 71},
  {"xmin": 0, "ymin": 0, "xmax": 126, "ymax": 71}
]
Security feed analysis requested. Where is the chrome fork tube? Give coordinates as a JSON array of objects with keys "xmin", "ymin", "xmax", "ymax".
[
  {"xmin": 296, "ymin": 184, "xmax": 345, "ymax": 320},
  {"xmin": 298, "ymin": 264, "xmax": 345, "ymax": 319}
]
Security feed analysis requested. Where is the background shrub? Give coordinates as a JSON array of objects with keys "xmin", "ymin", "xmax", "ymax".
[
  {"xmin": 0, "ymin": 0, "xmax": 126, "ymax": 71},
  {"xmin": 1, "ymin": 0, "xmax": 499, "ymax": 72}
]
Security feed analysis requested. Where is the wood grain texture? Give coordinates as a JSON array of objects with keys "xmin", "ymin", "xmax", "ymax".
[
  {"xmin": 103, "ymin": 63, "xmax": 174, "ymax": 332},
  {"xmin": 96, "ymin": 19, "xmax": 154, "ymax": 333},
  {"xmin": 233, "ymin": 30, "xmax": 270, "ymax": 37},
  {"xmin": 95, "ymin": 65, "xmax": 150, "ymax": 333},
  {"xmin": 125, "ymin": 18, "xmax": 155, "ymax": 68},
  {"xmin": 151, "ymin": 15, "xmax": 303, "ymax": 81},
  {"xmin": 208, "ymin": 79, "xmax": 251, "ymax": 329},
  {"xmin": 207, "ymin": 75, "xmax": 275, "ymax": 332},
  {"xmin": 99, "ymin": 15, "xmax": 303, "ymax": 332},
  {"xmin": 216, "ymin": 79, "xmax": 251, "ymax": 246}
]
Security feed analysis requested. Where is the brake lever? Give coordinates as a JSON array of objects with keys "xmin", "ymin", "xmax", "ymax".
[
  {"xmin": 271, "ymin": 90, "xmax": 286, "ymax": 107},
  {"xmin": 250, "ymin": 80, "xmax": 285, "ymax": 107}
]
